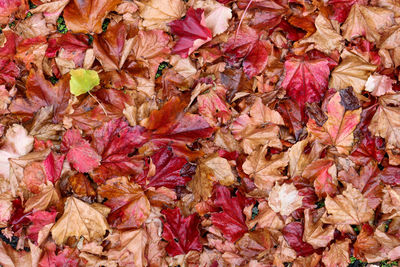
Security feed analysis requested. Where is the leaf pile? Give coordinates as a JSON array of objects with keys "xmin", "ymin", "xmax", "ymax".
[{"xmin": 1, "ymin": 0, "xmax": 400, "ymax": 266}]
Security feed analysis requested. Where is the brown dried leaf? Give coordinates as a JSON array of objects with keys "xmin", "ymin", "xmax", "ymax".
[
  {"xmin": 243, "ymin": 146, "xmax": 289, "ymax": 190},
  {"xmin": 329, "ymin": 50, "xmax": 377, "ymax": 94},
  {"xmin": 137, "ymin": 0, "xmax": 186, "ymax": 30},
  {"xmin": 341, "ymin": 4, "xmax": 394, "ymax": 43},
  {"xmin": 369, "ymin": 94, "xmax": 400, "ymax": 150},
  {"xmin": 322, "ymin": 239, "xmax": 351, "ymax": 267},
  {"xmin": 322, "ymin": 183, "xmax": 374, "ymax": 225},
  {"xmin": 106, "ymin": 229, "xmax": 148, "ymax": 266},
  {"xmin": 303, "ymin": 209, "xmax": 334, "ymax": 248},
  {"xmin": 51, "ymin": 197, "xmax": 110, "ymax": 244},
  {"xmin": 299, "ymin": 14, "xmax": 344, "ymax": 53}
]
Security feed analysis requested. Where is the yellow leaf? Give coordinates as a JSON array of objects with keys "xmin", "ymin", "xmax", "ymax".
[{"xmin": 69, "ymin": 68, "xmax": 100, "ymax": 96}]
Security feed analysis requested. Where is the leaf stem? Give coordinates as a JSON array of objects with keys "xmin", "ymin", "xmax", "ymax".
[
  {"xmin": 235, "ymin": 0, "xmax": 253, "ymax": 40},
  {"xmin": 88, "ymin": 91, "xmax": 108, "ymax": 116}
]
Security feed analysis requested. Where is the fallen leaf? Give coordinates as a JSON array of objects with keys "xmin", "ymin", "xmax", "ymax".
[
  {"xmin": 281, "ymin": 54, "xmax": 331, "ymax": 109},
  {"xmin": 282, "ymin": 222, "xmax": 315, "ymax": 257},
  {"xmin": 302, "ymin": 159, "xmax": 338, "ymax": 198},
  {"xmin": 0, "ymin": 240, "xmax": 41, "ymax": 267},
  {"xmin": 162, "ymin": 207, "xmax": 202, "ymax": 256},
  {"xmin": 299, "ymin": 14, "xmax": 344, "ymax": 53},
  {"xmin": 0, "ymin": 124, "xmax": 34, "ymax": 182},
  {"xmin": 169, "ymin": 8, "xmax": 212, "ymax": 58},
  {"xmin": 9, "ymin": 70, "xmax": 71, "ymax": 122},
  {"xmin": 365, "ymin": 74, "xmax": 395, "ymax": 97},
  {"xmin": 247, "ymin": 200, "xmax": 284, "ymax": 230},
  {"xmin": 194, "ymin": 0, "xmax": 232, "ymax": 36},
  {"xmin": 322, "ymin": 183, "xmax": 374, "ymax": 225},
  {"xmin": 137, "ymin": 0, "xmax": 185, "ymax": 30},
  {"xmin": 288, "ymin": 139, "xmax": 323, "ymax": 177},
  {"xmin": 106, "ymin": 229, "xmax": 148, "ymax": 266},
  {"xmin": 322, "ymin": 239, "xmax": 351, "ymax": 267},
  {"xmin": 69, "ymin": 69, "xmax": 100, "ymax": 96},
  {"xmin": 27, "ymin": 209, "xmax": 57, "ymax": 244},
  {"xmin": 243, "ymin": 146, "xmax": 289, "ymax": 190},
  {"xmin": 210, "ymin": 185, "xmax": 248, "ymax": 242},
  {"xmin": 307, "ymin": 89, "xmax": 361, "ymax": 154},
  {"xmin": 98, "ymin": 177, "xmax": 150, "ymax": 229},
  {"xmin": 63, "ymin": 0, "xmax": 122, "ymax": 33},
  {"xmin": 369, "ymin": 94, "xmax": 400, "ymax": 150},
  {"xmin": 91, "ymin": 118, "xmax": 148, "ymax": 182},
  {"xmin": 60, "ymin": 129, "xmax": 101, "ymax": 173},
  {"xmin": 189, "ymin": 154, "xmax": 235, "ymax": 201},
  {"xmin": 24, "ymin": 184, "xmax": 60, "ymax": 212},
  {"xmin": 303, "ymin": 209, "xmax": 335, "ymax": 248},
  {"xmin": 51, "ymin": 197, "xmax": 109, "ymax": 245},
  {"xmin": 341, "ymin": 4, "xmax": 394, "ymax": 43},
  {"xmin": 329, "ymin": 50, "xmax": 377, "ymax": 94},
  {"xmin": 268, "ymin": 182, "xmax": 303, "ymax": 216}
]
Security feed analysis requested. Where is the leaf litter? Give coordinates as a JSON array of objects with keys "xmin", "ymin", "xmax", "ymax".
[{"xmin": 0, "ymin": 0, "xmax": 400, "ymax": 266}]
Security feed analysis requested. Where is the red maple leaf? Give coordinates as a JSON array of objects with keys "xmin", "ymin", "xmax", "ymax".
[
  {"xmin": 145, "ymin": 97, "xmax": 214, "ymax": 160},
  {"xmin": 223, "ymin": 26, "xmax": 273, "ymax": 78},
  {"xmin": 350, "ymin": 132, "xmax": 385, "ymax": 165},
  {"xmin": 0, "ymin": 59, "xmax": 19, "ymax": 88},
  {"xmin": 281, "ymin": 54, "xmax": 332, "ymax": 110},
  {"xmin": 9, "ymin": 70, "xmax": 71, "ymax": 122},
  {"xmin": 210, "ymin": 185, "xmax": 248, "ymax": 242},
  {"xmin": 135, "ymin": 146, "xmax": 191, "ymax": 189},
  {"xmin": 161, "ymin": 207, "xmax": 202, "ymax": 256},
  {"xmin": 91, "ymin": 118, "xmax": 149, "ymax": 183},
  {"xmin": 283, "ymin": 222, "xmax": 315, "ymax": 257},
  {"xmin": 169, "ymin": 8, "xmax": 212, "ymax": 58},
  {"xmin": 0, "ymin": 31, "xmax": 18, "ymax": 59},
  {"xmin": 61, "ymin": 129, "xmax": 101, "ymax": 173}
]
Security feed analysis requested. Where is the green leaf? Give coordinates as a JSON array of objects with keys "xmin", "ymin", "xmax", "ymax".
[
  {"xmin": 102, "ymin": 18, "xmax": 110, "ymax": 32},
  {"xmin": 69, "ymin": 69, "xmax": 100, "ymax": 96},
  {"xmin": 57, "ymin": 16, "xmax": 68, "ymax": 34}
]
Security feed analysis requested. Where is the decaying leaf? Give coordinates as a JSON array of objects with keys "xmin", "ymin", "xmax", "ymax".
[{"xmin": 137, "ymin": 0, "xmax": 186, "ymax": 30}]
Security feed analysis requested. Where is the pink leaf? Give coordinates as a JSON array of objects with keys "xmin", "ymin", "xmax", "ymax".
[
  {"xmin": 61, "ymin": 129, "xmax": 101, "ymax": 173},
  {"xmin": 27, "ymin": 209, "xmax": 57, "ymax": 243},
  {"xmin": 43, "ymin": 152, "xmax": 65, "ymax": 184}
]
